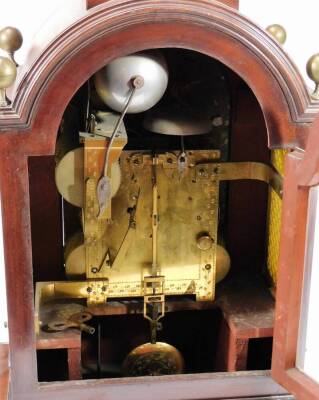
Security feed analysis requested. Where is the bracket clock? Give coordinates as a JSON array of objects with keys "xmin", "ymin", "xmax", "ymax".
[{"xmin": 1, "ymin": 1, "xmax": 319, "ymax": 399}]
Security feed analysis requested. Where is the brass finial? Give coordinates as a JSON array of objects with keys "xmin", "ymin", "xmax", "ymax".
[
  {"xmin": 266, "ymin": 24, "xmax": 287, "ymax": 45},
  {"xmin": 0, "ymin": 56, "xmax": 17, "ymax": 107},
  {"xmin": 307, "ymin": 54, "xmax": 319, "ymax": 100},
  {"xmin": 0, "ymin": 27, "xmax": 23, "ymax": 66}
]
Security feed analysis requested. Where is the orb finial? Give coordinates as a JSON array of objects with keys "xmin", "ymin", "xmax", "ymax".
[
  {"xmin": 0, "ymin": 56, "xmax": 17, "ymax": 107},
  {"xmin": 306, "ymin": 54, "xmax": 319, "ymax": 100},
  {"xmin": 266, "ymin": 24, "xmax": 287, "ymax": 45},
  {"xmin": 0, "ymin": 26, "xmax": 23, "ymax": 66}
]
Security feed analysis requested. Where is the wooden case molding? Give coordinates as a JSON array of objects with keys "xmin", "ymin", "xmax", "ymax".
[
  {"xmin": 0, "ymin": 1, "xmax": 319, "ymax": 399},
  {"xmin": 87, "ymin": 0, "xmax": 239, "ymax": 10},
  {"xmin": 272, "ymin": 116, "xmax": 319, "ymax": 400}
]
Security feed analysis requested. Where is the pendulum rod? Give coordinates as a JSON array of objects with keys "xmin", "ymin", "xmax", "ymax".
[{"xmin": 151, "ymin": 155, "xmax": 159, "ymax": 278}]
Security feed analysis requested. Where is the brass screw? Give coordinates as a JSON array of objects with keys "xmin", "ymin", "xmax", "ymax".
[
  {"xmin": 306, "ymin": 54, "xmax": 319, "ymax": 100},
  {"xmin": 266, "ymin": 24, "xmax": 287, "ymax": 45},
  {"xmin": 0, "ymin": 27, "xmax": 23, "ymax": 66}
]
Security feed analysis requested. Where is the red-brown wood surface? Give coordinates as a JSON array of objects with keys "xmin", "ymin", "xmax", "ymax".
[
  {"xmin": 0, "ymin": 1, "xmax": 318, "ymax": 399},
  {"xmin": 28, "ymin": 156, "xmax": 64, "ymax": 282},
  {"xmin": 0, "ymin": 344, "xmax": 9, "ymax": 400},
  {"xmin": 271, "ymin": 117, "xmax": 319, "ymax": 400},
  {"xmin": 87, "ymin": 0, "xmax": 239, "ymax": 10},
  {"xmin": 36, "ymin": 330, "xmax": 81, "ymax": 351},
  {"xmin": 227, "ymin": 80, "xmax": 270, "ymax": 274}
]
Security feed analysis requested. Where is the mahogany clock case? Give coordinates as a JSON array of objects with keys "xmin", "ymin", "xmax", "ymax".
[{"xmin": 1, "ymin": 1, "xmax": 319, "ymax": 400}]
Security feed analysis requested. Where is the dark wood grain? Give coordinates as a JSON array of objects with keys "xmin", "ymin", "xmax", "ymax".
[{"xmin": 28, "ymin": 156, "xmax": 64, "ymax": 282}]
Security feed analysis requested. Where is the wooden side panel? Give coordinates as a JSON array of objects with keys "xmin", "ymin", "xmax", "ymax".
[
  {"xmin": 28, "ymin": 156, "xmax": 64, "ymax": 282},
  {"xmin": 227, "ymin": 81, "xmax": 270, "ymax": 273},
  {"xmin": 271, "ymin": 116, "xmax": 319, "ymax": 398}
]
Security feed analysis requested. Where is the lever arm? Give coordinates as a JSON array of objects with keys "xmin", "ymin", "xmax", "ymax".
[{"xmin": 97, "ymin": 75, "xmax": 144, "ymax": 218}]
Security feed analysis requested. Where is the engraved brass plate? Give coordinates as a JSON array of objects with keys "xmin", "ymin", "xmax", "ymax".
[{"xmin": 66, "ymin": 150, "xmax": 221, "ymax": 301}]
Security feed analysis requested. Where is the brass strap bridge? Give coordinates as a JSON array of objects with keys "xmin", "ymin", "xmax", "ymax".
[{"xmin": 195, "ymin": 161, "xmax": 283, "ymax": 198}]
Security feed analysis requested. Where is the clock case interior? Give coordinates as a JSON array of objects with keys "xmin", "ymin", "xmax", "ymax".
[{"xmin": 29, "ymin": 48, "xmax": 280, "ymax": 381}]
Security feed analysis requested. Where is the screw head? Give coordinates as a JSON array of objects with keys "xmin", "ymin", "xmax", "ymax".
[
  {"xmin": 205, "ymin": 264, "xmax": 212, "ymax": 271},
  {"xmin": 87, "ymin": 287, "xmax": 93, "ymax": 293}
]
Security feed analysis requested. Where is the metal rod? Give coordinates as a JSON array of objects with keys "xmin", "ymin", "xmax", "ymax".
[
  {"xmin": 102, "ymin": 76, "xmax": 144, "ymax": 177},
  {"xmin": 181, "ymin": 136, "xmax": 185, "ymax": 155},
  {"xmin": 96, "ymin": 76, "xmax": 144, "ymax": 218},
  {"xmin": 85, "ymin": 80, "xmax": 91, "ymax": 131}
]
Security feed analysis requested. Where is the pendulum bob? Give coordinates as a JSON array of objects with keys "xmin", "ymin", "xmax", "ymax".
[{"xmin": 122, "ymin": 342, "xmax": 185, "ymax": 377}]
